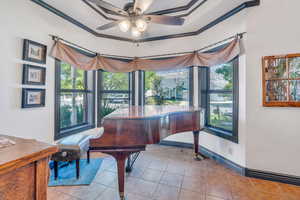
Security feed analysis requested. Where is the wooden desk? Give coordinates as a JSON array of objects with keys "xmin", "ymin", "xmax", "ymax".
[
  {"xmin": 0, "ymin": 135, "xmax": 58, "ymax": 200},
  {"xmin": 90, "ymin": 105, "xmax": 205, "ymax": 200}
]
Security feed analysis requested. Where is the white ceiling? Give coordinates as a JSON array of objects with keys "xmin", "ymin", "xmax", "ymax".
[{"xmin": 42, "ymin": 0, "xmax": 249, "ymax": 39}]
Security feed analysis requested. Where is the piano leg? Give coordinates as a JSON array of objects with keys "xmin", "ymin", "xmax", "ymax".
[
  {"xmin": 102, "ymin": 149, "xmax": 144, "ymax": 200},
  {"xmin": 193, "ymin": 131, "xmax": 205, "ymax": 160},
  {"xmin": 109, "ymin": 152, "xmax": 130, "ymax": 200},
  {"xmin": 89, "ymin": 147, "xmax": 145, "ymax": 200}
]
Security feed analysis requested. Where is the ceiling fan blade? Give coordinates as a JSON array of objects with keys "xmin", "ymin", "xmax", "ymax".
[
  {"xmin": 87, "ymin": 0, "xmax": 128, "ymax": 16},
  {"xmin": 144, "ymin": 15, "xmax": 185, "ymax": 26},
  {"xmin": 96, "ymin": 21, "xmax": 120, "ymax": 30},
  {"xmin": 134, "ymin": 0, "xmax": 154, "ymax": 13}
]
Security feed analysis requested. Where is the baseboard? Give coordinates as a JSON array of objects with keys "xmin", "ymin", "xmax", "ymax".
[
  {"xmin": 199, "ymin": 145, "xmax": 245, "ymax": 175},
  {"xmin": 245, "ymin": 168, "xmax": 300, "ymax": 186},
  {"xmin": 159, "ymin": 140, "xmax": 194, "ymax": 149},
  {"xmin": 160, "ymin": 140, "xmax": 300, "ymax": 186},
  {"xmin": 159, "ymin": 140, "xmax": 245, "ymax": 175}
]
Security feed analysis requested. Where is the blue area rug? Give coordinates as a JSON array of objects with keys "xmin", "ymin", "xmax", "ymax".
[{"xmin": 48, "ymin": 158, "xmax": 103, "ymax": 186}]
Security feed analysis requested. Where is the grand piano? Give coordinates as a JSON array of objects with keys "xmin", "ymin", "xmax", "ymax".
[{"xmin": 90, "ymin": 105, "xmax": 205, "ymax": 200}]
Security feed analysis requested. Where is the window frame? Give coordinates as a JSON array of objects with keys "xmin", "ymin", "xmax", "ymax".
[
  {"xmin": 140, "ymin": 67, "xmax": 194, "ymax": 106},
  {"xmin": 97, "ymin": 70, "xmax": 135, "ymax": 126},
  {"xmin": 54, "ymin": 59, "xmax": 96, "ymax": 140},
  {"xmin": 199, "ymin": 57, "xmax": 239, "ymax": 143}
]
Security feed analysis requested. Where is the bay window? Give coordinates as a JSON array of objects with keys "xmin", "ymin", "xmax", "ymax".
[
  {"xmin": 199, "ymin": 57, "xmax": 239, "ymax": 142},
  {"xmin": 97, "ymin": 71, "xmax": 135, "ymax": 125},
  {"xmin": 141, "ymin": 68, "xmax": 193, "ymax": 106},
  {"xmin": 55, "ymin": 60, "xmax": 96, "ymax": 140}
]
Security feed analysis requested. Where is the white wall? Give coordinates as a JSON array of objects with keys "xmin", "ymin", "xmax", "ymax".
[
  {"xmin": 137, "ymin": 11, "xmax": 248, "ymax": 166},
  {"xmin": 245, "ymin": 0, "xmax": 300, "ymax": 176},
  {"xmin": 0, "ymin": 0, "xmax": 137, "ymax": 143},
  {"xmin": 0, "ymin": 0, "xmax": 248, "ymax": 167},
  {"xmin": 139, "ymin": 0, "xmax": 300, "ymax": 177},
  {"xmin": 2, "ymin": 0, "xmax": 300, "ymax": 178}
]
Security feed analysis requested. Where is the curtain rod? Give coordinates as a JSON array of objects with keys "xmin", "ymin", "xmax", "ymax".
[
  {"xmin": 49, "ymin": 35, "xmax": 133, "ymax": 59},
  {"xmin": 139, "ymin": 32, "xmax": 245, "ymax": 59},
  {"xmin": 49, "ymin": 32, "xmax": 245, "ymax": 60}
]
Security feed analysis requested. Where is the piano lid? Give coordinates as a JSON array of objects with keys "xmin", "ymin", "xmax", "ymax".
[{"xmin": 103, "ymin": 105, "xmax": 202, "ymax": 120}]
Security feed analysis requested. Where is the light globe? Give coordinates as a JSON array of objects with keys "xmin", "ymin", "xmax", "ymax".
[
  {"xmin": 131, "ymin": 26, "xmax": 142, "ymax": 37},
  {"xmin": 118, "ymin": 20, "xmax": 131, "ymax": 32},
  {"xmin": 135, "ymin": 19, "xmax": 147, "ymax": 32}
]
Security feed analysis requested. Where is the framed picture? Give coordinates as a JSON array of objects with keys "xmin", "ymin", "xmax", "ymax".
[
  {"xmin": 262, "ymin": 53, "xmax": 300, "ymax": 107},
  {"xmin": 23, "ymin": 39, "xmax": 47, "ymax": 64},
  {"xmin": 22, "ymin": 64, "xmax": 46, "ymax": 85},
  {"xmin": 22, "ymin": 88, "xmax": 46, "ymax": 108}
]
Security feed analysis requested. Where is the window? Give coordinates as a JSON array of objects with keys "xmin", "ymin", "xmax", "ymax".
[
  {"xmin": 97, "ymin": 71, "xmax": 134, "ymax": 125},
  {"xmin": 200, "ymin": 57, "xmax": 239, "ymax": 142},
  {"xmin": 142, "ymin": 68, "xmax": 193, "ymax": 106},
  {"xmin": 55, "ymin": 60, "xmax": 96, "ymax": 140}
]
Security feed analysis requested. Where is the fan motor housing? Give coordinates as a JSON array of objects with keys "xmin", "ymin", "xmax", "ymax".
[{"xmin": 124, "ymin": 2, "xmax": 134, "ymax": 12}]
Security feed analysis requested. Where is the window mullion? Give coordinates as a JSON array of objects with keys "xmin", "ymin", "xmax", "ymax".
[
  {"xmin": 71, "ymin": 67, "xmax": 76, "ymax": 89},
  {"xmin": 201, "ymin": 57, "xmax": 238, "ymax": 143},
  {"xmin": 55, "ymin": 60, "xmax": 95, "ymax": 140},
  {"xmin": 208, "ymin": 90, "xmax": 233, "ymax": 94},
  {"xmin": 97, "ymin": 71, "xmax": 131, "ymax": 126},
  {"xmin": 60, "ymin": 89, "xmax": 92, "ymax": 93}
]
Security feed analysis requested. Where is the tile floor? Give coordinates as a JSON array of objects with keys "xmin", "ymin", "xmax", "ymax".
[{"xmin": 47, "ymin": 145, "xmax": 300, "ymax": 200}]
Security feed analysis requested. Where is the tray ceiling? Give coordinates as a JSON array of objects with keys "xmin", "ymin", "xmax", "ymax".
[{"xmin": 32, "ymin": 0, "xmax": 259, "ymax": 42}]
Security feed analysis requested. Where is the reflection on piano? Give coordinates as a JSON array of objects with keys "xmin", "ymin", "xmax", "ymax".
[{"xmin": 90, "ymin": 105, "xmax": 205, "ymax": 200}]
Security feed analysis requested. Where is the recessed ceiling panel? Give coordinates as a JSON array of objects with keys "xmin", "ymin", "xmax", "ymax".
[{"xmin": 38, "ymin": 0, "xmax": 254, "ymax": 41}]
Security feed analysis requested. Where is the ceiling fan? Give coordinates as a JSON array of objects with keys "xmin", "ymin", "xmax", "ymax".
[{"xmin": 87, "ymin": 0, "xmax": 185, "ymax": 37}]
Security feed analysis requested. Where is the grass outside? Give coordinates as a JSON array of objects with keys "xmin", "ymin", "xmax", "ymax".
[{"xmin": 209, "ymin": 113, "xmax": 232, "ymax": 131}]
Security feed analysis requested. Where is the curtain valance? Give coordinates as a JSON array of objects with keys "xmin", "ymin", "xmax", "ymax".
[{"xmin": 50, "ymin": 37, "xmax": 240, "ymax": 73}]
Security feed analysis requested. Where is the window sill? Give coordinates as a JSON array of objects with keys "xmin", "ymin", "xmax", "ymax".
[
  {"xmin": 203, "ymin": 126, "xmax": 238, "ymax": 143},
  {"xmin": 55, "ymin": 124, "xmax": 95, "ymax": 140}
]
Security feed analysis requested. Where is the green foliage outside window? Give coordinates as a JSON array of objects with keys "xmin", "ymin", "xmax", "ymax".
[
  {"xmin": 103, "ymin": 72, "xmax": 129, "ymax": 90},
  {"xmin": 208, "ymin": 62, "xmax": 234, "ymax": 131},
  {"xmin": 145, "ymin": 71, "xmax": 164, "ymax": 105},
  {"xmin": 61, "ymin": 62, "xmax": 85, "ymax": 89},
  {"xmin": 60, "ymin": 104, "xmax": 84, "ymax": 129},
  {"xmin": 215, "ymin": 63, "xmax": 233, "ymax": 90},
  {"xmin": 60, "ymin": 104, "xmax": 72, "ymax": 129},
  {"xmin": 59, "ymin": 62, "xmax": 87, "ymax": 129},
  {"xmin": 100, "ymin": 98, "xmax": 119, "ymax": 119},
  {"xmin": 100, "ymin": 72, "xmax": 130, "ymax": 119}
]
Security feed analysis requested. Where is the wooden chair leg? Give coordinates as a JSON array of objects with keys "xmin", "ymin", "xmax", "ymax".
[
  {"xmin": 76, "ymin": 159, "xmax": 80, "ymax": 179},
  {"xmin": 54, "ymin": 161, "xmax": 58, "ymax": 180},
  {"xmin": 87, "ymin": 150, "xmax": 90, "ymax": 164}
]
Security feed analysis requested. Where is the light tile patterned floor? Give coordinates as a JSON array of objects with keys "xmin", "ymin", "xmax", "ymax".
[{"xmin": 47, "ymin": 145, "xmax": 300, "ymax": 200}]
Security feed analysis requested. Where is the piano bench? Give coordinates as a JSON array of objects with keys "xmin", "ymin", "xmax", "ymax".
[{"xmin": 51, "ymin": 134, "xmax": 93, "ymax": 180}]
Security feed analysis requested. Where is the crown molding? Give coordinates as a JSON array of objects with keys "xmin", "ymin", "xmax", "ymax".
[
  {"xmin": 31, "ymin": 0, "xmax": 260, "ymax": 43},
  {"xmin": 137, "ymin": 0, "xmax": 260, "ymax": 43},
  {"xmin": 31, "ymin": 0, "xmax": 134, "ymax": 42},
  {"xmin": 94, "ymin": 0, "xmax": 202, "ymax": 17},
  {"xmin": 81, "ymin": 0, "xmax": 208, "ymax": 21},
  {"xmin": 81, "ymin": 0, "xmax": 118, "ymax": 21}
]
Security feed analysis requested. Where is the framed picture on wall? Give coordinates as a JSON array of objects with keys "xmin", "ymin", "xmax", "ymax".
[
  {"xmin": 22, "ymin": 88, "xmax": 46, "ymax": 108},
  {"xmin": 262, "ymin": 53, "xmax": 300, "ymax": 107},
  {"xmin": 22, "ymin": 64, "xmax": 46, "ymax": 85},
  {"xmin": 22, "ymin": 39, "xmax": 47, "ymax": 64}
]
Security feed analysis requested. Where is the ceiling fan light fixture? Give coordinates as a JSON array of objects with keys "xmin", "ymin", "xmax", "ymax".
[
  {"xmin": 118, "ymin": 20, "xmax": 131, "ymax": 32},
  {"xmin": 131, "ymin": 26, "xmax": 142, "ymax": 37},
  {"xmin": 135, "ymin": 18, "xmax": 148, "ymax": 32}
]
